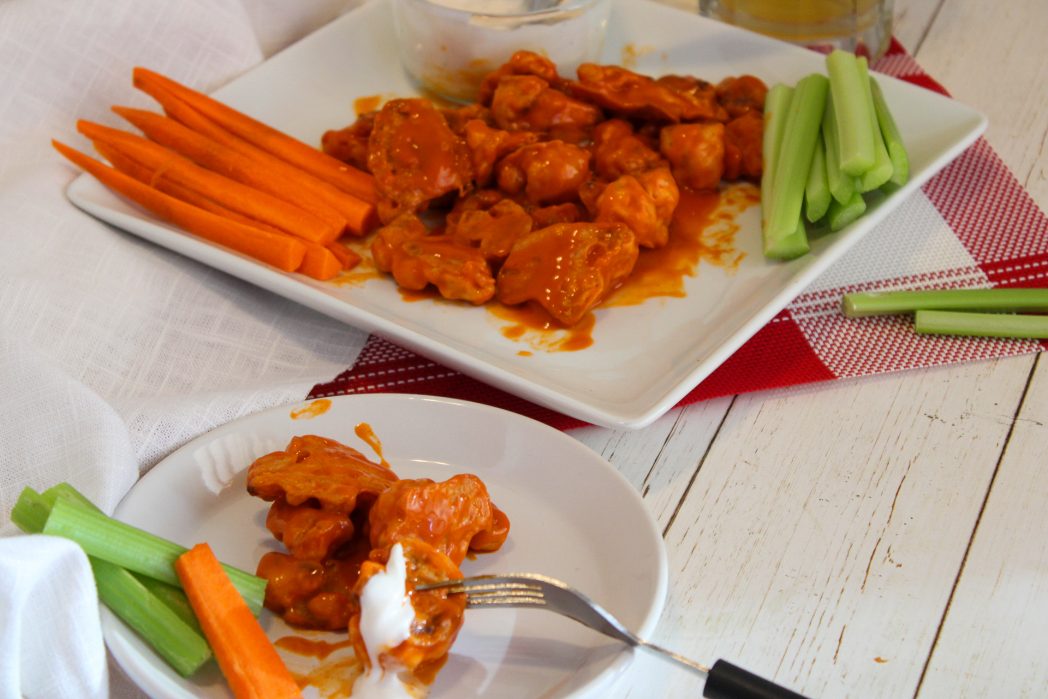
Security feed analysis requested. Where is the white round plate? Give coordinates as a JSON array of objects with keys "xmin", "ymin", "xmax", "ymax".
[{"xmin": 105, "ymin": 394, "xmax": 668, "ymax": 698}]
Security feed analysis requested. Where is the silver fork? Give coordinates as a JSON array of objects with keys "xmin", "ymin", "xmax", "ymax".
[{"xmin": 417, "ymin": 574, "xmax": 809, "ymax": 699}]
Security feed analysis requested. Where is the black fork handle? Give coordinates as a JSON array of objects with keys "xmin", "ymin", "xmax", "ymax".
[{"xmin": 703, "ymin": 660, "xmax": 811, "ymax": 699}]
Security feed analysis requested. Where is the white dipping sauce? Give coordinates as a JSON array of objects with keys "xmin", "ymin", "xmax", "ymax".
[
  {"xmin": 391, "ymin": 0, "xmax": 611, "ymax": 102},
  {"xmin": 352, "ymin": 543, "xmax": 420, "ymax": 698}
]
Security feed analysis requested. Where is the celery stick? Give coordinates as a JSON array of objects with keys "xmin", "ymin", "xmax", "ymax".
[
  {"xmin": 761, "ymin": 83, "xmax": 793, "ymax": 232},
  {"xmin": 42, "ymin": 481, "xmax": 102, "ymax": 513},
  {"xmin": 826, "ymin": 50, "xmax": 876, "ymax": 177},
  {"xmin": 13, "ymin": 486, "xmax": 213, "ymax": 675},
  {"xmin": 805, "ymin": 135, "xmax": 832, "ymax": 222},
  {"xmin": 843, "ymin": 288, "xmax": 1048, "ymax": 317},
  {"xmin": 856, "ymin": 57, "xmax": 893, "ymax": 192},
  {"xmin": 870, "ymin": 79, "xmax": 910, "ymax": 187},
  {"xmin": 764, "ymin": 73, "xmax": 827, "ymax": 259},
  {"xmin": 10, "ymin": 487, "xmax": 51, "ymax": 534},
  {"xmin": 827, "ymin": 190, "xmax": 867, "ymax": 231},
  {"xmin": 91, "ymin": 557, "xmax": 212, "ymax": 677},
  {"xmin": 36, "ymin": 482, "xmax": 202, "ymax": 629},
  {"xmin": 134, "ymin": 574, "xmax": 203, "ymax": 634},
  {"xmin": 43, "ymin": 498, "xmax": 267, "ymax": 617},
  {"xmin": 915, "ymin": 310, "xmax": 1048, "ymax": 339},
  {"xmin": 822, "ymin": 93, "xmax": 857, "ymax": 205}
]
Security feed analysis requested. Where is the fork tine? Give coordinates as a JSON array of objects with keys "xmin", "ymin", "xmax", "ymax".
[
  {"xmin": 428, "ymin": 576, "xmax": 548, "ymax": 608},
  {"xmin": 465, "ymin": 594, "xmax": 547, "ymax": 609},
  {"xmin": 421, "ymin": 575, "xmax": 639, "ymax": 646}
]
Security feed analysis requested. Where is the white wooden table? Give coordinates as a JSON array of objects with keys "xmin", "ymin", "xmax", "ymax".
[{"xmin": 586, "ymin": 0, "xmax": 1048, "ymax": 696}]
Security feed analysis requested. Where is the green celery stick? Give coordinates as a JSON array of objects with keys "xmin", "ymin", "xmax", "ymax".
[
  {"xmin": 10, "ymin": 487, "xmax": 51, "ymax": 533},
  {"xmin": 856, "ymin": 57, "xmax": 893, "ymax": 191},
  {"xmin": 764, "ymin": 73, "xmax": 828, "ymax": 259},
  {"xmin": 91, "ymin": 557, "xmax": 212, "ymax": 677},
  {"xmin": 843, "ymin": 288, "xmax": 1048, "ymax": 317},
  {"xmin": 915, "ymin": 310, "xmax": 1048, "ymax": 339},
  {"xmin": 822, "ymin": 93, "xmax": 857, "ymax": 205},
  {"xmin": 827, "ymin": 190, "xmax": 867, "ymax": 231},
  {"xmin": 43, "ymin": 497, "xmax": 267, "ymax": 617},
  {"xmin": 805, "ymin": 135, "xmax": 832, "ymax": 222},
  {"xmin": 12, "ymin": 486, "xmax": 213, "ymax": 676},
  {"xmin": 826, "ymin": 50, "xmax": 876, "ymax": 177},
  {"xmin": 870, "ymin": 79, "xmax": 910, "ymax": 187},
  {"xmin": 42, "ymin": 481, "xmax": 102, "ymax": 512},
  {"xmin": 134, "ymin": 574, "xmax": 203, "ymax": 634},
  {"xmin": 761, "ymin": 83, "xmax": 793, "ymax": 233},
  {"xmin": 38, "ymin": 482, "xmax": 201, "ymax": 629}
]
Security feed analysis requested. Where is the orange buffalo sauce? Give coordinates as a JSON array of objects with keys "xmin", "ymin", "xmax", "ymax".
[
  {"xmin": 353, "ymin": 95, "xmax": 384, "ymax": 116},
  {"xmin": 354, "ymin": 421, "xmax": 389, "ymax": 468},
  {"xmin": 276, "ymin": 635, "xmax": 355, "ymax": 661},
  {"xmin": 606, "ymin": 184, "xmax": 755, "ymax": 307},
  {"xmin": 486, "ymin": 184, "xmax": 755, "ymax": 351},
  {"xmin": 489, "ymin": 303, "xmax": 597, "ymax": 352},
  {"xmin": 290, "ymin": 398, "xmax": 332, "ymax": 420}
]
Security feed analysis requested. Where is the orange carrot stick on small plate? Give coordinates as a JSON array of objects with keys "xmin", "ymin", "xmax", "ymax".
[{"xmin": 175, "ymin": 543, "xmax": 302, "ymax": 699}]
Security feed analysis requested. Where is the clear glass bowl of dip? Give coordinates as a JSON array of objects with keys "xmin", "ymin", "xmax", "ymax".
[{"xmin": 392, "ymin": 0, "xmax": 612, "ymax": 103}]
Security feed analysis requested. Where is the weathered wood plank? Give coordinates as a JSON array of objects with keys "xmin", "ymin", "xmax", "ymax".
[
  {"xmin": 907, "ymin": 0, "xmax": 1048, "ymax": 692},
  {"xmin": 918, "ymin": 357, "xmax": 1048, "ymax": 697},
  {"xmin": 614, "ymin": 358, "xmax": 1031, "ymax": 698},
  {"xmin": 573, "ymin": 397, "xmax": 735, "ymax": 532}
]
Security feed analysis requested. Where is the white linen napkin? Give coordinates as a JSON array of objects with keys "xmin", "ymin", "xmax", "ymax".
[
  {"xmin": 0, "ymin": 0, "xmax": 366, "ymax": 696},
  {"xmin": 0, "ymin": 536, "xmax": 108, "ymax": 699}
]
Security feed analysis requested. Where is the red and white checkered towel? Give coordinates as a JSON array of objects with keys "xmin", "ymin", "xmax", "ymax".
[{"xmin": 309, "ymin": 40, "xmax": 1048, "ymax": 430}]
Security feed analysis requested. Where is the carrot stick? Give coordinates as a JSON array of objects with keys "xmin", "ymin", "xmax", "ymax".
[
  {"xmin": 96, "ymin": 141, "xmax": 348, "ymax": 282},
  {"xmin": 93, "ymin": 141, "xmax": 157, "ymax": 185},
  {"xmin": 113, "ymin": 105, "xmax": 377, "ymax": 236},
  {"xmin": 175, "ymin": 544, "xmax": 301, "ymax": 699},
  {"xmin": 298, "ymin": 243, "xmax": 343, "ymax": 281},
  {"xmin": 53, "ymin": 140, "xmax": 306, "ymax": 272},
  {"xmin": 326, "ymin": 242, "xmax": 362, "ymax": 271},
  {"xmin": 130, "ymin": 85, "xmax": 266, "ymax": 163},
  {"xmin": 79, "ymin": 120, "xmax": 343, "ymax": 245},
  {"xmin": 95, "ymin": 141, "xmax": 293, "ymax": 237},
  {"xmin": 133, "ymin": 67, "xmax": 378, "ymax": 204}
]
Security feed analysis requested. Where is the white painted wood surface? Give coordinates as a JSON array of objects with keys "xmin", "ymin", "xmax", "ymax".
[{"xmin": 587, "ymin": 1, "xmax": 1048, "ymax": 696}]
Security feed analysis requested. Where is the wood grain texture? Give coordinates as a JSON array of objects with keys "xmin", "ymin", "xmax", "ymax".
[
  {"xmin": 912, "ymin": 0, "xmax": 1048, "ymax": 197},
  {"xmin": 906, "ymin": 0, "xmax": 1048, "ymax": 696},
  {"xmin": 574, "ymin": 396, "xmax": 735, "ymax": 532},
  {"xmin": 613, "ymin": 360, "xmax": 1030, "ymax": 698},
  {"xmin": 918, "ymin": 358, "xmax": 1048, "ymax": 697}
]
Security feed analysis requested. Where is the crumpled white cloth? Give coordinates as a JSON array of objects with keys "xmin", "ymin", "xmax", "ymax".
[
  {"xmin": 0, "ymin": 537, "xmax": 108, "ymax": 699},
  {"xmin": 0, "ymin": 0, "xmax": 368, "ymax": 696}
]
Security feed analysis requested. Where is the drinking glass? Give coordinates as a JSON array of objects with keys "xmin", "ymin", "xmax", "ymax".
[{"xmin": 699, "ymin": 0, "xmax": 894, "ymax": 60}]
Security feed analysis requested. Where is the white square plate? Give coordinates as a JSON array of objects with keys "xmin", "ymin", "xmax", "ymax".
[{"xmin": 65, "ymin": 0, "xmax": 987, "ymax": 429}]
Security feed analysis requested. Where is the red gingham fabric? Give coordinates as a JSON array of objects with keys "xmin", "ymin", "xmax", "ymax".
[{"xmin": 310, "ymin": 39, "xmax": 1048, "ymax": 430}]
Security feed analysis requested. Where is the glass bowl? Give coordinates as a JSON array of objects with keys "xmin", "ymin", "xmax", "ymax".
[{"xmin": 392, "ymin": 0, "xmax": 612, "ymax": 103}]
